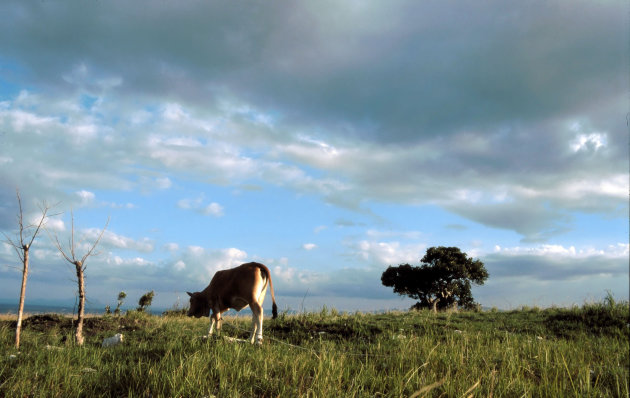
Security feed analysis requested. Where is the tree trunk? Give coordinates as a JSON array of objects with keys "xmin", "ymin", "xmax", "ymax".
[
  {"xmin": 75, "ymin": 261, "xmax": 85, "ymax": 346},
  {"xmin": 429, "ymin": 297, "xmax": 440, "ymax": 313},
  {"xmin": 15, "ymin": 245, "xmax": 29, "ymax": 348}
]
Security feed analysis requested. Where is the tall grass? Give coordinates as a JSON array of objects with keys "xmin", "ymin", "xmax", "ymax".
[{"xmin": 1, "ymin": 299, "xmax": 628, "ymax": 397}]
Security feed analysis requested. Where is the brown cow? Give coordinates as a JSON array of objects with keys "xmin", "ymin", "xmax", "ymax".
[{"xmin": 187, "ymin": 262, "xmax": 278, "ymax": 344}]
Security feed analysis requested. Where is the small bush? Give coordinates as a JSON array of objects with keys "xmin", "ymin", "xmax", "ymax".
[
  {"xmin": 162, "ymin": 308, "xmax": 187, "ymax": 317},
  {"xmin": 137, "ymin": 290, "xmax": 155, "ymax": 312}
]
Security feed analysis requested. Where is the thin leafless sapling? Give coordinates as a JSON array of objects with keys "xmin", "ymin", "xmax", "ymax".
[
  {"xmin": 2, "ymin": 190, "xmax": 56, "ymax": 349},
  {"xmin": 51, "ymin": 211, "xmax": 109, "ymax": 346}
]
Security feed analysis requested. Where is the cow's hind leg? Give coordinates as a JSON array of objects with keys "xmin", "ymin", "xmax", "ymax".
[{"xmin": 249, "ymin": 302, "xmax": 263, "ymax": 344}]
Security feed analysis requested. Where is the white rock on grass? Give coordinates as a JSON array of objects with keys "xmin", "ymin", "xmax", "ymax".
[{"xmin": 102, "ymin": 333, "xmax": 124, "ymax": 347}]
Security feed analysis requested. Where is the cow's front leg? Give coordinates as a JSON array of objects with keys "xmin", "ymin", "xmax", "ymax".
[
  {"xmin": 207, "ymin": 314, "xmax": 215, "ymax": 337},
  {"xmin": 208, "ymin": 311, "xmax": 221, "ymax": 337}
]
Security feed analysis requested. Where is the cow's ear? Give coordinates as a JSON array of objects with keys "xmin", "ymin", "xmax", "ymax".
[{"xmin": 187, "ymin": 291, "xmax": 194, "ymax": 297}]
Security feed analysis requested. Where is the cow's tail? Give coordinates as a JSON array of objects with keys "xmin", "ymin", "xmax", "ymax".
[{"xmin": 260, "ymin": 263, "xmax": 278, "ymax": 319}]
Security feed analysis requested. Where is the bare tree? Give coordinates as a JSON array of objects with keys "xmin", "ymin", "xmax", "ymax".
[
  {"xmin": 51, "ymin": 211, "xmax": 109, "ymax": 345},
  {"xmin": 2, "ymin": 190, "xmax": 54, "ymax": 348}
]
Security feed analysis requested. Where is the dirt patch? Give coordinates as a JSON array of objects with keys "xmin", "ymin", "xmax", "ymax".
[
  {"xmin": 0, "ymin": 313, "xmax": 151, "ymax": 336},
  {"xmin": 22, "ymin": 314, "xmax": 73, "ymax": 331}
]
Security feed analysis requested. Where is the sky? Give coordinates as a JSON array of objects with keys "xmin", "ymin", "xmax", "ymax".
[{"xmin": 0, "ymin": 0, "xmax": 628, "ymax": 313}]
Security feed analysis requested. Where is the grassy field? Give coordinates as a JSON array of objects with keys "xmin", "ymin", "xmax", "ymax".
[{"xmin": 0, "ymin": 299, "xmax": 628, "ymax": 397}]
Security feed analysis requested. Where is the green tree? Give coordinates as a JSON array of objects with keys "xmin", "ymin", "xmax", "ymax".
[
  {"xmin": 137, "ymin": 290, "xmax": 155, "ymax": 312},
  {"xmin": 381, "ymin": 246, "xmax": 489, "ymax": 312},
  {"xmin": 115, "ymin": 291, "xmax": 126, "ymax": 315}
]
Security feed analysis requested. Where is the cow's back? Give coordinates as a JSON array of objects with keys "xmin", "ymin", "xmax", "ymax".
[{"xmin": 208, "ymin": 263, "xmax": 267, "ymax": 311}]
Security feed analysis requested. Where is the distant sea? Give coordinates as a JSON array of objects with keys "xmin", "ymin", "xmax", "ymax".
[{"xmin": 0, "ymin": 303, "xmax": 166, "ymax": 316}]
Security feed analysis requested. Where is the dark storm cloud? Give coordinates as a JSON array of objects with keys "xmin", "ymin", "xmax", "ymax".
[{"xmin": 0, "ymin": 1, "xmax": 624, "ymax": 142}]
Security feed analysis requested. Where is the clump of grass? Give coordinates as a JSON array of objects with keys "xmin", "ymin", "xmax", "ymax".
[{"xmin": 544, "ymin": 295, "xmax": 629, "ymax": 339}]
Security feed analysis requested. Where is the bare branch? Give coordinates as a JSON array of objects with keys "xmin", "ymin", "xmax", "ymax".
[
  {"xmin": 25, "ymin": 201, "xmax": 52, "ymax": 249},
  {"xmin": 2, "ymin": 233, "xmax": 23, "ymax": 262},
  {"xmin": 49, "ymin": 211, "xmax": 109, "ymax": 268},
  {"xmin": 70, "ymin": 209, "xmax": 76, "ymax": 261},
  {"xmin": 1, "ymin": 232, "xmax": 17, "ymax": 248},
  {"xmin": 51, "ymin": 233, "xmax": 75, "ymax": 264},
  {"xmin": 48, "ymin": 219, "xmax": 75, "ymax": 264},
  {"xmin": 16, "ymin": 189, "xmax": 24, "ymax": 247},
  {"xmin": 81, "ymin": 217, "xmax": 110, "ymax": 266}
]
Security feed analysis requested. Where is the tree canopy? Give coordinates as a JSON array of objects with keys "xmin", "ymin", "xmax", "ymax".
[{"xmin": 381, "ymin": 246, "xmax": 489, "ymax": 312}]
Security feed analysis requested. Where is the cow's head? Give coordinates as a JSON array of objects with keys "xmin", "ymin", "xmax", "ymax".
[{"xmin": 186, "ymin": 291, "xmax": 210, "ymax": 318}]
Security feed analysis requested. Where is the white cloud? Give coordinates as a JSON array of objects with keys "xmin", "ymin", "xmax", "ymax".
[
  {"xmin": 164, "ymin": 243, "xmax": 179, "ymax": 252},
  {"xmin": 177, "ymin": 246, "xmax": 248, "ymax": 282},
  {"xmin": 571, "ymin": 133, "xmax": 607, "ymax": 152},
  {"xmin": 155, "ymin": 177, "xmax": 172, "ymax": 190},
  {"xmin": 272, "ymin": 264, "xmax": 327, "ymax": 289},
  {"xmin": 302, "ymin": 243, "xmax": 317, "ymax": 251},
  {"xmin": 7, "ymin": 109, "xmax": 57, "ymax": 132},
  {"xmin": 314, "ymin": 225, "xmax": 327, "ymax": 234},
  {"xmin": 493, "ymin": 243, "xmax": 629, "ymax": 259},
  {"xmin": 82, "ymin": 229, "xmax": 154, "ymax": 252},
  {"xmin": 176, "ymin": 197, "xmax": 198, "ymax": 210},
  {"xmin": 105, "ymin": 255, "xmax": 151, "ymax": 267},
  {"xmin": 69, "ymin": 123, "xmax": 98, "ymax": 143},
  {"xmin": 76, "ymin": 190, "xmax": 96, "ymax": 206},
  {"xmin": 187, "ymin": 246, "xmax": 205, "ymax": 256},
  {"xmin": 178, "ymin": 196, "xmax": 224, "ymax": 217},
  {"xmin": 556, "ymin": 175, "xmax": 628, "ymax": 200},
  {"xmin": 273, "ymin": 265, "xmax": 296, "ymax": 282},
  {"xmin": 162, "ymin": 103, "xmax": 188, "ymax": 122},
  {"xmin": 353, "ymin": 240, "xmax": 426, "ymax": 266},
  {"xmin": 203, "ymin": 202, "xmax": 224, "ymax": 217},
  {"xmin": 44, "ymin": 216, "xmax": 65, "ymax": 232}
]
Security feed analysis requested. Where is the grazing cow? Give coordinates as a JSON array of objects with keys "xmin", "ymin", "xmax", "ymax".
[{"xmin": 187, "ymin": 262, "xmax": 278, "ymax": 344}]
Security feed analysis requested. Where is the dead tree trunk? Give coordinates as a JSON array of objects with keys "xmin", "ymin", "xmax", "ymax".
[
  {"xmin": 52, "ymin": 211, "xmax": 108, "ymax": 346},
  {"xmin": 74, "ymin": 260, "xmax": 85, "ymax": 345},
  {"xmin": 15, "ymin": 245, "xmax": 29, "ymax": 348}
]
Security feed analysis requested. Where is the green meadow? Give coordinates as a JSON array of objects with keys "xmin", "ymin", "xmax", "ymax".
[{"xmin": 1, "ymin": 299, "xmax": 628, "ymax": 397}]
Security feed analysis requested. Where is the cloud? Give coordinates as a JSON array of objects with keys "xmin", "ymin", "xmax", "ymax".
[
  {"xmin": 172, "ymin": 246, "xmax": 248, "ymax": 283},
  {"xmin": 163, "ymin": 243, "xmax": 179, "ymax": 252},
  {"xmin": 352, "ymin": 240, "xmax": 426, "ymax": 267},
  {"xmin": 570, "ymin": 133, "xmax": 608, "ymax": 153},
  {"xmin": 302, "ymin": 243, "xmax": 317, "ymax": 251},
  {"xmin": 202, "ymin": 203, "xmax": 224, "ymax": 217},
  {"xmin": 81, "ymin": 229, "xmax": 154, "ymax": 253},
  {"xmin": 177, "ymin": 196, "xmax": 224, "ymax": 217},
  {"xmin": 0, "ymin": 74, "xmax": 626, "ymax": 241},
  {"xmin": 485, "ymin": 243, "xmax": 629, "ymax": 281},
  {"xmin": 76, "ymin": 190, "xmax": 95, "ymax": 206},
  {"xmin": 365, "ymin": 229, "xmax": 422, "ymax": 240},
  {"xmin": 173, "ymin": 260, "xmax": 186, "ymax": 271},
  {"xmin": 313, "ymin": 225, "xmax": 327, "ymax": 234}
]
